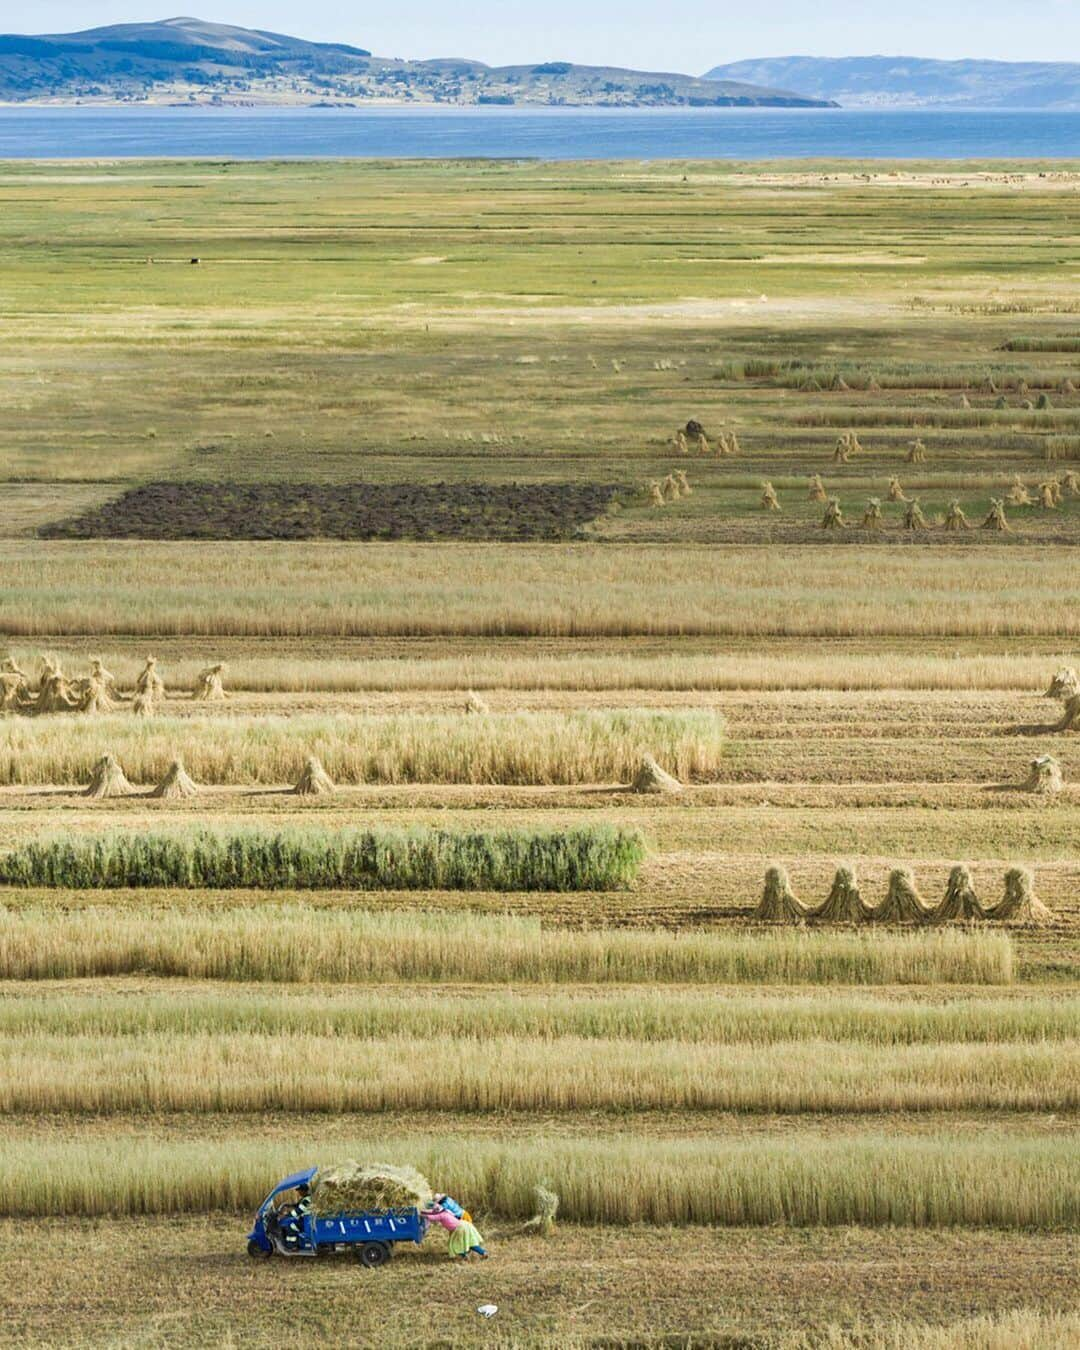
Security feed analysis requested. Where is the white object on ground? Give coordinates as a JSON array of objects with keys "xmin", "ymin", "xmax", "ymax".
[{"xmin": 477, "ymin": 1304, "xmax": 498, "ymax": 1318}]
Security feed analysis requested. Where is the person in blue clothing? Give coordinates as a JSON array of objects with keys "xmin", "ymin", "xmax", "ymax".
[
  {"xmin": 278, "ymin": 1183, "xmax": 312, "ymax": 1250},
  {"xmin": 433, "ymin": 1192, "xmax": 471, "ymax": 1222}
]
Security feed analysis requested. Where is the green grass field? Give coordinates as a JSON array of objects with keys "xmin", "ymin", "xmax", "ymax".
[{"xmin": 0, "ymin": 158, "xmax": 1078, "ymax": 1348}]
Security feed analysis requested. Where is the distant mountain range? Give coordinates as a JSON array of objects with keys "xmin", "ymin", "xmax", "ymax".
[
  {"xmin": 0, "ymin": 17, "xmax": 834, "ymax": 108},
  {"xmin": 704, "ymin": 56, "xmax": 1080, "ymax": 110}
]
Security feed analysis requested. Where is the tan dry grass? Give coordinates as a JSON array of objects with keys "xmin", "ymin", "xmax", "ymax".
[
  {"xmin": 4, "ymin": 544, "xmax": 1080, "ymax": 637},
  {"xmin": 0, "ymin": 1033, "xmax": 1071, "ymax": 1113}
]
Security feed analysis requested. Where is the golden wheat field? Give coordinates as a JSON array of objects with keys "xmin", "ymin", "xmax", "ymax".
[{"xmin": 0, "ymin": 158, "xmax": 1077, "ymax": 1348}]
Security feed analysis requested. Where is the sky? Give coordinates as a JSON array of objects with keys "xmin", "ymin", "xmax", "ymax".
[{"xmin": 14, "ymin": 2, "xmax": 1080, "ymax": 72}]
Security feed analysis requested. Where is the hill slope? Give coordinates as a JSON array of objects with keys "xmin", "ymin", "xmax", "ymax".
[
  {"xmin": 703, "ymin": 55, "xmax": 1080, "ymax": 110},
  {"xmin": 0, "ymin": 17, "xmax": 835, "ymax": 107}
]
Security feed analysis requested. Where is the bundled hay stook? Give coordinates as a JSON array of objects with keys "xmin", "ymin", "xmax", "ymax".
[
  {"xmin": 193, "ymin": 663, "xmax": 228, "ymax": 702},
  {"xmin": 1007, "ymin": 476, "xmax": 1032, "ymax": 507},
  {"xmin": 820, "ymin": 499, "xmax": 844, "ymax": 530},
  {"xmin": 886, "ymin": 476, "xmax": 908, "ymax": 503},
  {"xmin": 673, "ymin": 469, "xmax": 691, "ymax": 497},
  {"xmin": 760, "ymin": 481, "xmax": 780, "ymax": 511},
  {"xmin": 756, "ymin": 865, "xmax": 812, "ymax": 922},
  {"xmin": 631, "ymin": 754, "xmax": 682, "ymax": 794},
  {"xmin": 309, "ymin": 1162, "xmax": 433, "ymax": 1218},
  {"xmin": 902, "ymin": 498, "xmax": 929, "ymax": 531},
  {"xmin": 981, "ymin": 499, "xmax": 1012, "ymax": 533},
  {"xmin": 522, "ymin": 1185, "xmax": 560, "ymax": 1239},
  {"xmin": 464, "ymin": 690, "xmax": 490, "ymax": 715},
  {"xmin": 151, "ymin": 758, "xmax": 200, "ymax": 800},
  {"xmin": 34, "ymin": 656, "xmax": 79, "ymax": 715},
  {"xmin": 872, "ymin": 869, "xmax": 934, "ymax": 924},
  {"xmin": 935, "ymin": 865, "xmax": 982, "ymax": 923},
  {"xmin": 1036, "ymin": 481, "xmax": 1059, "ymax": 509},
  {"xmin": 77, "ymin": 660, "xmax": 119, "ymax": 715},
  {"xmin": 646, "ymin": 479, "xmax": 665, "ymax": 507},
  {"xmin": 293, "ymin": 755, "xmax": 336, "ymax": 797},
  {"xmin": 756, "ymin": 862, "xmax": 1048, "ymax": 925},
  {"xmin": 660, "ymin": 473, "xmax": 681, "ymax": 503},
  {"xmin": 717, "ymin": 431, "xmax": 740, "ymax": 456},
  {"xmin": 906, "ymin": 438, "xmax": 928, "ymax": 464},
  {"xmin": 807, "ymin": 474, "xmax": 828, "ymax": 503},
  {"xmin": 978, "ymin": 869, "xmax": 1053, "ymax": 926},
  {"xmin": 1045, "ymin": 667, "xmax": 1080, "ymax": 731},
  {"xmin": 133, "ymin": 657, "xmax": 165, "ymax": 717},
  {"xmin": 84, "ymin": 753, "xmax": 134, "ymax": 800},
  {"xmin": 0, "ymin": 658, "xmax": 31, "ymax": 712},
  {"xmin": 1024, "ymin": 755, "xmax": 1063, "ymax": 796},
  {"xmin": 860, "ymin": 498, "xmax": 884, "ymax": 529},
  {"xmin": 943, "ymin": 499, "xmax": 971, "ymax": 531}
]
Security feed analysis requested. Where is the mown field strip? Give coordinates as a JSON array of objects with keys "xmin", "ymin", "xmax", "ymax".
[
  {"xmin": 5, "ymin": 542, "xmax": 1080, "ymax": 637},
  {"xmin": 2, "ymin": 987, "xmax": 1070, "ymax": 1042},
  {"xmin": 2, "ymin": 1034, "xmax": 1073, "ymax": 1114},
  {"xmin": 3, "ymin": 1134, "xmax": 1073, "ymax": 1227},
  {"xmin": 0, "ymin": 909, "xmax": 1014, "ymax": 985},
  {"xmin": 0, "ymin": 709, "xmax": 725, "ymax": 785}
]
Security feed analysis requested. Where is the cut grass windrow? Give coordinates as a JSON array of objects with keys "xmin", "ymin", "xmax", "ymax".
[
  {"xmin": 0, "ymin": 909, "xmax": 1014, "ymax": 985},
  {"xmin": 0, "ymin": 825, "xmax": 645, "ymax": 893},
  {"xmin": 1, "ymin": 1034, "xmax": 1072, "ymax": 1114},
  {"xmin": 1, "ymin": 1134, "xmax": 1073, "ymax": 1228}
]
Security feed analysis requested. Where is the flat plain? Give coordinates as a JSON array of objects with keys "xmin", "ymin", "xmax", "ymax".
[{"xmin": 0, "ymin": 157, "xmax": 1077, "ymax": 1349}]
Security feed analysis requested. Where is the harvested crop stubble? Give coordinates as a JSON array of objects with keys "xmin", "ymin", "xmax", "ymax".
[
  {"xmin": 9, "ymin": 988, "xmax": 1073, "ymax": 1045},
  {"xmin": 0, "ymin": 709, "xmax": 725, "ymax": 787},
  {"xmin": 785, "ymin": 1308, "xmax": 1080, "ymax": 1350},
  {"xmin": 0, "ymin": 825, "xmax": 646, "ymax": 893},
  {"xmin": 0, "ymin": 910, "xmax": 1014, "ymax": 986},
  {"xmin": 2, "ymin": 1035, "xmax": 1073, "ymax": 1114},
  {"xmin": 1, "ymin": 1135, "xmax": 1072, "ymax": 1228}
]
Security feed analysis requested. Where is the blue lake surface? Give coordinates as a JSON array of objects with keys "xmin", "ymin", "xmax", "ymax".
[{"xmin": 0, "ymin": 106, "xmax": 1078, "ymax": 160}]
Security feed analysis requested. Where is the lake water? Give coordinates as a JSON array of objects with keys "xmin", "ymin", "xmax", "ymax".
[{"xmin": 0, "ymin": 106, "xmax": 1079, "ymax": 160}]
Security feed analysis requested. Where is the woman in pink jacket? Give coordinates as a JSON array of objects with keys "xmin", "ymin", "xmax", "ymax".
[{"xmin": 423, "ymin": 1201, "xmax": 488, "ymax": 1260}]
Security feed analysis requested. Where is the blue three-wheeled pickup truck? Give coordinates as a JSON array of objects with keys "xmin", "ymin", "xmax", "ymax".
[{"xmin": 247, "ymin": 1167, "xmax": 427, "ymax": 1267}]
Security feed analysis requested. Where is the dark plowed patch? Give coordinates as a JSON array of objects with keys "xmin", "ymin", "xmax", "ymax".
[{"xmin": 39, "ymin": 481, "xmax": 624, "ymax": 542}]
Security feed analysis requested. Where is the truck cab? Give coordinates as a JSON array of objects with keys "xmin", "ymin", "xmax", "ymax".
[{"xmin": 247, "ymin": 1167, "xmax": 427, "ymax": 1267}]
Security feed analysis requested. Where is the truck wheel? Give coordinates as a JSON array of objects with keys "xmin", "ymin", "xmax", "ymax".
[
  {"xmin": 247, "ymin": 1240, "xmax": 272, "ymax": 1259},
  {"xmin": 358, "ymin": 1242, "xmax": 391, "ymax": 1268}
]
